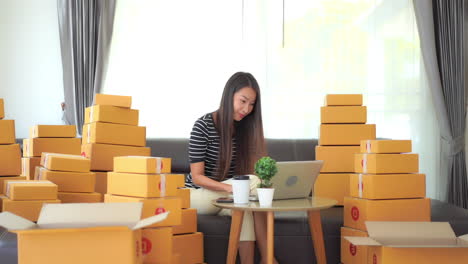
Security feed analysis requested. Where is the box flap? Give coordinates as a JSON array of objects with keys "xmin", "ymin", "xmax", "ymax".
[
  {"xmin": 37, "ymin": 203, "xmax": 143, "ymax": 229},
  {"xmin": 366, "ymin": 222, "xmax": 457, "ymax": 246},
  {"xmin": 0, "ymin": 212, "xmax": 37, "ymax": 230},
  {"xmin": 457, "ymin": 235, "xmax": 468, "ymax": 246},
  {"xmin": 132, "ymin": 211, "xmax": 169, "ymax": 230},
  {"xmin": 345, "ymin": 236, "xmax": 381, "ymax": 246}
]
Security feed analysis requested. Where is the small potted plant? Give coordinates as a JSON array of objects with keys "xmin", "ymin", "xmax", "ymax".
[{"xmin": 254, "ymin": 156, "xmax": 278, "ymax": 206}]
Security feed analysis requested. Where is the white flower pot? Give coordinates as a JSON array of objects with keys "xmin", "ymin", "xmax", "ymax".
[{"xmin": 257, "ymin": 188, "xmax": 275, "ymax": 207}]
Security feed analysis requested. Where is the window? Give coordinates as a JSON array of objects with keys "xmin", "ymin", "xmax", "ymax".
[{"xmin": 104, "ymin": 0, "xmax": 439, "ymax": 198}]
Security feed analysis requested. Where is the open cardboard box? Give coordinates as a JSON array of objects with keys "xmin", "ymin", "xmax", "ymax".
[
  {"xmin": 345, "ymin": 221, "xmax": 468, "ymax": 263},
  {"xmin": 0, "ymin": 202, "xmax": 168, "ymax": 264}
]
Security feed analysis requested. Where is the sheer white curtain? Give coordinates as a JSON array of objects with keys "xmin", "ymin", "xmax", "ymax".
[{"xmin": 103, "ymin": 0, "xmax": 440, "ymax": 198}]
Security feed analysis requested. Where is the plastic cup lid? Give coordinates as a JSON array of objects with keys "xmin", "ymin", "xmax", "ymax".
[{"xmin": 233, "ymin": 175, "xmax": 249, "ymax": 180}]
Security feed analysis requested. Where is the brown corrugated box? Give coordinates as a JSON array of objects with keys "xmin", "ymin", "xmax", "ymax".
[
  {"xmin": 314, "ymin": 173, "xmax": 350, "ymax": 205},
  {"xmin": 0, "ymin": 120, "xmax": 15, "ymax": 144},
  {"xmin": 319, "ymin": 124, "xmax": 376, "ymax": 146},
  {"xmin": 29, "ymin": 125, "xmax": 76, "ymax": 138},
  {"xmin": 82, "ymin": 122, "xmax": 146, "ymax": 147},
  {"xmin": 354, "ymin": 153, "xmax": 419, "ymax": 174},
  {"xmin": 0, "ymin": 203, "xmax": 168, "ymax": 264},
  {"xmin": 173, "ymin": 232, "xmax": 204, "ymax": 264},
  {"xmin": 315, "ymin": 146, "xmax": 360, "ymax": 172},
  {"xmin": 35, "ymin": 167, "xmax": 96, "ymax": 193},
  {"xmin": 345, "ymin": 222, "xmax": 468, "ymax": 264},
  {"xmin": 94, "ymin": 93, "xmax": 132, "ymax": 108},
  {"xmin": 141, "ymin": 227, "xmax": 173, "ymax": 264},
  {"xmin": 349, "ymin": 173, "xmax": 426, "ymax": 199},
  {"xmin": 114, "ymin": 156, "xmax": 172, "ymax": 174},
  {"xmin": 321, "ymin": 106, "xmax": 367, "ymax": 124},
  {"xmin": 107, "ymin": 172, "xmax": 178, "ymax": 198},
  {"xmin": 173, "ymin": 208, "xmax": 197, "ymax": 235},
  {"xmin": 81, "ymin": 143, "xmax": 151, "ymax": 171},
  {"xmin": 22, "ymin": 157, "xmax": 41, "ymax": 180},
  {"xmin": 4, "ymin": 180, "xmax": 58, "ymax": 201},
  {"xmin": 343, "ymin": 197, "xmax": 431, "ymax": 231},
  {"xmin": 360, "ymin": 139, "xmax": 412, "ymax": 154},
  {"xmin": 324, "ymin": 94, "xmax": 362, "ymax": 106},
  {"xmin": 40, "ymin": 153, "xmax": 91, "ymax": 173},
  {"xmin": 22, "ymin": 138, "xmax": 81, "ymax": 158},
  {"xmin": 0, "ymin": 144, "xmax": 21, "ymax": 176},
  {"xmin": 85, "ymin": 105, "xmax": 139, "ymax": 126},
  {"xmin": 57, "ymin": 192, "xmax": 102, "ymax": 203}
]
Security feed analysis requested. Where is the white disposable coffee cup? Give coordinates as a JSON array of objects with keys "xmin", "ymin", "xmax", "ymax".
[{"xmin": 232, "ymin": 175, "xmax": 250, "ymax": 204}]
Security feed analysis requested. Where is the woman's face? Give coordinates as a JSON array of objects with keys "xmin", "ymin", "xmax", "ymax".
[{"xmin": 233, "ymin": 86, "xmax": 257, "ymax": 121}]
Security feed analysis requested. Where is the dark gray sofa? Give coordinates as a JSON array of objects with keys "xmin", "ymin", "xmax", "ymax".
[{"xmin": 2, "ymin": 138, "xmax": 468, "ymax": 264}]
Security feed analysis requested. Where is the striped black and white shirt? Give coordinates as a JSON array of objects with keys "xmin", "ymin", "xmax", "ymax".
[{"xmin": 185, "ymin": 113, "xmax": 237, "ymax": 188}]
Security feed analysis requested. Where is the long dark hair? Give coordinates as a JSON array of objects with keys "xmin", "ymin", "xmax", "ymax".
[{"xmin": 215, "ymin": 72, "xmax": 266, "ymax": 180}]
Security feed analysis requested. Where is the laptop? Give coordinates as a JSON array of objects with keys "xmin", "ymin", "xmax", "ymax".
[{"xmin": 250, "ymin": 160, "xmax": 323, "ymax": 201}]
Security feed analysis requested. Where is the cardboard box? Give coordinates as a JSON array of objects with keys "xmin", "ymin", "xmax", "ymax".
[
  {"xmin": 341, "ymin": 227, "xmax": 368, "ymax": 264},
  {"xmin": 4, "ymin": 180, "xmax": 58, "ymax": 201},
  {"xmin": 142, "ymin": 227, "xmax": 173, "ymax": 264},
  {"xmin": 22, "ymin": 138, "xmax": 81, "ymax": 158},
  {"xmin": 0, "ymin": 120, "xmax": 15, "ymax": 144},
  {"xmin": 2, "ymin": 198, "xmax": 61, "ymax": 221},
  {"xmin": 94, "ymin": 93, "xmax": 132, "ymax": 108},
  {"xmin": 82, "ymin": 122, "xmax": 146, "ymax": 147},
  {"xmin": 35, "ymin": 167, "xmax": 96, "ymax": 193},
  {"xmin": 114, "ymin": 156, "xmax": 172, "ymax": 174},
  {"xmin": 0, "ymin": 195, "xmax": 6, "ymax": 211},
  {"xmin": 343, "ymin": 197, "xmax": 431, "ymax": 231},
  {"xmin": 360, "ymin": 139, "xmax": 412, "ymax": 154},
  {"xmin": 107, "ymin": 172, "xmax": 178, "ymax": 198},
  {"xmin": 313, "ymin": 173, "xmax": 350, "ymax": 205},
  {"xmin": 81, "ymin": 143, "xmax": 151, "ymax": 171},
  {"xmin": 40, "ymin": 153, "xmax": 91, "ymax": 173},
  {"xmin": 173, "ymin": 232, "xmax": 204, "ymax": 264},
  {"xmin": 0, "ymin": 144, "xmax": 21, "ymax": 176},
  {"xmin": 173, "ymin": 209, "xmax": 197, "ymax": 235},
  {"xmin": 85, "ymin": 105, "xmax": 139, "ymax": 126},
  {"xmin": 354, "ymin": 153, "xmax": 419, "ymax": 174},
  {"xmin": 174, "ymin": 174, "xmax": 185, "ymax": 188},
  {"xmin": 104, "ymin": 194, "xmax": 182, "ymax": 227},
  {"xmin": 345, "ymin": 222, "xmax": 468, "ymax": 264},
  {"xmin": 176, "ymin": 188, "xmax": 190, "ymax": 209},
  {"xmin": 349, "ymin": 173, "xmax": 426, "ymax": 199},
  {"xmin": 321, "ymin": 106, "xmax": 367, "ymax": 124},
  {"xmin": 0, "ymin": 176, "xmax": 26, "ymax": 195},
  {"xmin": 0, "ymin": 98, "xmax": 4, "ymax": 119},
  {"xmin": 324, "ymin": 94, "xmax": 362, "ymax": 106},
  {"xmin": 315, "ymin": 146, "xmax": 360, "ymax": 172},
  {"xmin": 21, "ymin": 157, "xmax": 41, "ymax": 180},
  {"xmin": 0, "ymin": 203, "xmax": 168, "ymax": 264},
  {"xmin": 94, "ymin": 171, "xmax": 107, "ymax": 194},
  {"xmin": 319, "ymin": 124, "xmax": 376, "ymax": 146},
  {"xmin": 57, "ymin": 192, "xmax": 102, "ymax": 203},
  {"xmin": 29, "ymin": 125, "xmax": 76, "ymax": 138}
]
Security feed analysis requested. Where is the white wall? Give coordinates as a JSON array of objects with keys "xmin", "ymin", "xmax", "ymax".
[{"xmin": 0, "ymin": 0, "xmax": 64, "ymax": 139}]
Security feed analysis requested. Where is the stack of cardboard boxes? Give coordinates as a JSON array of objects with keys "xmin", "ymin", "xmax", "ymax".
[
  {"xmin": 314, "ymin": 94, "xmax": 376, "ymax": 205},
  {"xmin": 1, "ymin": 180, "xmax": 60, "ymax": 221},
  {"xmin": 81, "ymin": 94, "xmax": 151, "ymax": 198},
  {"xmin": 34, "ymin": 152, "xmax": 101, "ymax": 203},
  {"xmin": 0, "ymin": 98, "xmax": 25, "ymax": 206},
  {"xmin": 22, "ymin": 125, "xmax": 81, "ymax": 180},
  {"xmin": 105, "ymin": 156, "xmax": 204, "ymax": 264},
  {"xmin": 341, "ymin": 139, "xmax": 431, "ymax": 264}
]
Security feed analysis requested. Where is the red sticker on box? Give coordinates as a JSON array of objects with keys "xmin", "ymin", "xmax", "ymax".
[
  {"xmin": 158, "ymin": 182, "xmax": 161, "ymax": 191},
  {"xmin": 373, "ymin": 254, "xmax": 377, "ymax": 264},
  {"xmin": 142, "ymin": 237, "xmax": 152, "ymax": 255},
  {"xmin": 81, "ymin": 152, "xmax": 87, "ymax": 157},
  {"xmin": 350, "ymin": 243, "xmax": 357, "ymax": 256},
  {"xmin": 361, "ymin": 159, "xmax": 364, "ymax": 168},
  {"xmin": 155, "ymin": 207, "xmax": 166, "ymax": 215},
  {"xmin": 351, "ymin": 206, "xmax": 359, "ymax": 221}
]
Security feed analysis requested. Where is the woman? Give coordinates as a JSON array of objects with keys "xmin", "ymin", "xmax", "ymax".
[{"xmin": 186, "ymin": 72, "xmax": 277, "ymax": 264}]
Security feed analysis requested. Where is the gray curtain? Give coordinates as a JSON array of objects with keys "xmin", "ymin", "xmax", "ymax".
[
  {"xmin": 58, "ymin": 0, "xmax": 116, "ymax": 135},
  {"xmin": 413, "ymin": 0, "xmax": 468, "ymax": 208}
]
